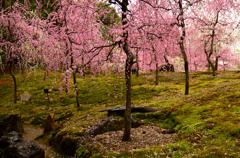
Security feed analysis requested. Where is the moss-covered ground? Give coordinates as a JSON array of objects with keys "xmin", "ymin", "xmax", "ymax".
[{"xmin": 0, "ymin": 69, "xmax": 240, "ymax": 157}]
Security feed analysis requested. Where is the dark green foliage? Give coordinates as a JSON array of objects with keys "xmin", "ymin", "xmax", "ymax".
[{"xmin": 96, "ymin": 2, "xmax": 121, "ymax": 41}]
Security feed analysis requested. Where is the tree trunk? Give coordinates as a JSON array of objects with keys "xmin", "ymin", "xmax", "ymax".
[
  {"xmin": 194, "ymin": 61, "xmax": 197, "ymax": 72},
  {"xmin": 122, "ymin": 0, "xmax": 133, "ymax": 141},
  {"xmin": 208, "ymin": 63, "xmax": 210, "ymax": 71},
  {"xmin": 180, "ymin": 43, "xmax": 189, "ymax": 95},
  {"xmin": 156, "ymin": 63, "xmax": 158, "ymax": 85},
  {"xmin": 155, "ymin": 54, "xmax": 158, "ymax": 85},
  {"xmin": 164, "ymin": 54, "xmax": 169, "ymax": 64},
  {"xmin": 136, "ymin": 50, "xmax": 139, "ymax": 77},
  {"xmin": 9, "ymin": 62, "xmax": 17, "ymax": 103},
  {"xmin": 21, "ymin": 63, "xmax": 24, "ymax": 74},
  {"xmin": 123, "ymin": 53, "xmax": 133, "ymax": 141},
  {"xmin": 44, "ymin": 70, "xmax": 47, "ymax": 80},
  {"xmin": 82, "ymin": 56, "xmax": 86, "ymax": 77},
  {"xmin": 178, "ymin": 0, "xmax": 189, "ymax": 95},
  {"xmin": 207, "ymin": 54, "xmax": 215, "ymax": 76},
  {"xmin": 207, "ymin": 11, "xmax": 219, "ymax": 76},
  {"xmin": 215, "ymin": 56, "xmax": 219, "ymax": 71},
  {"xmin": 204, "ymin": 44, "xmax": 216, "ymax": 76},
  {"xmin": 71, "ymin": 54, "xmax": 80, "ymax": 108},
  {"xmin": 73, "ymin": 72, "xmax": 80, "ymax": 108}
]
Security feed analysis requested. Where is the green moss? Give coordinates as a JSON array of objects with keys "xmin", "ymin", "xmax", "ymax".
[
  {"xmin": 104, "ymin": 116, "xmax": 124, "ymax": 132},
  {"xmin": 76, "ymin": 144, "xmax": 103, "ymax": 158},
  {"xmin": 2, "ymin": 70, "xmax": 240, "ymax": 157},
  {"xmin": 133, "ymin": 108, "xmax": 179, "ymax": 129}
]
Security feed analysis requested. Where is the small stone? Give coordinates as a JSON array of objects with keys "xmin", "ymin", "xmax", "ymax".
[{"xmin": 20, "ymin": 94, "xmax": 31, "ymax": 104}]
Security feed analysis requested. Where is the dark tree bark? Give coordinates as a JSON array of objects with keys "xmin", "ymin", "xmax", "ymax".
[
  {"xmin": 178, "ymin": 0, "xmax": 189, "ymax": 95},
  {"xmin": 204, "ymin": 10, "xmax": 220, "ymax": 76},
  {"xmin": 123, "ymin": 51, "xmax": 133, "ymax": 141},
  {"xmin": 7, "ymin": 15, "xmax": 17, "ymax": 103},
  {"xmin": 136, "ymin": 49, "xmax": 139, "ymax": 77},
  {"xmin": 215, "ymin": 56, "xmax": 220, "ymax": 71},
  {"xmin": 180, "ymin": 42, "xmax": 189, "ymax": 95},
  {"xmin": 204, "ymin": 46, "xmax": 215, "ymax": 76},
  {"xmin": 9, "ymin": 62, "xmax": 17, "ymax": 103},
  {"xmin": 73, "ymin": 71, "xmax": 80, "ymax": 108},
  {"xmin": 71, "ymin": 55, "xmax": 80, "ymax": 108},
  {"xmin": 164, "ymin": 54, "xmax": 169, "ymax": 64},
  {"xmin": 120, "ymin": 0, "xmax": 133, "ymax": 141},
  {"xmin": 155, "ymin": 54, "xmax": 158, "ymax": 85}
]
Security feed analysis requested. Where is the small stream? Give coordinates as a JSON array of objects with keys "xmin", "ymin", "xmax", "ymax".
[{"xmin": 23, "ymin": 126, "xmax": 65, "ymax": 158}]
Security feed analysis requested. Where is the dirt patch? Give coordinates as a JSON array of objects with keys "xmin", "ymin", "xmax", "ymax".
[
  {"xmin": 23, "ymin": 126, "xmax": 43, "ymax": 141},
  {"xmin": 86, "ymin": 125, "xmax": 177, "ymax": 152}
]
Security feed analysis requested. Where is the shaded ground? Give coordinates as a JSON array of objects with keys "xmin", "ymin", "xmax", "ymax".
[{"xmin": 86, "ymin": 125, "xmax": 176, "ymax": 152}]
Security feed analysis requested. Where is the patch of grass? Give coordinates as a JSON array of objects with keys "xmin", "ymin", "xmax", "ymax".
[{"xmin": 1, "ymin": 70, "xmax": 240, "ymax": 157}]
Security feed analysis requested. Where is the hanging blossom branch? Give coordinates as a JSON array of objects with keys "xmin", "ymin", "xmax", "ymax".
[{"xmin": 139, "ymin": 0, "xmax": 171, "ymax": 11}]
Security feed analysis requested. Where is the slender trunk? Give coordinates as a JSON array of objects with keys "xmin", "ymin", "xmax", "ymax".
[
  {"xmin": 21, "ymin": 63, "xmax": 24, "ymax": 74},
  {"xmin": 123, "ymin": 53, "xmax": 133, "ymax": 141},
  {"xmin": 156, "ymin": 63, "xmax": 158, "ymax": 85},
  {"xmin": 71, "ymin": 54, "xmax": 80, "ymax": 107},
  {"xmin": 206, "ymin": 55, "xmax": 215, "ymax": 76},
  {"xmin": 136, "ymin": 50, "xmax": 139, "ymax": 77},
  {"xmin": 180, "ymin": 43, "xmax": 189, "ymax": 95},
  {"xmin": 164, "ymin": 54, "xmax": 169, "ymax": 65},
  {"xmin": 215, "ymin": 56, "xmax": 219, "ymax": 71},
  {"xmin": 122, "ymin": 0, "xmax": 132, "ymax": 141},
  {"xmin": 10, "ymin": 62, "xmax": 17, "ymax": 103},
  {"xmin": 178, "ymin": 0, "xmax": 189, "ymax": 95},
  {"xmin": 207, "ymin": 11, "xmax": 219, "ymax": 76},
  {"xmin": 82, "ymin": 56, "xmax": 85, "ymax": 77},
  {"xmin": 155, "ymin": 54, "xmax": 158, "ymax": 85},
  {"xmin": 73, "ymin": 71, "xmax": 80, "ymax": 108},
  {"xmin": 44, "ymin": 70, "xmax": 47, "ymax": 80},
  {"xmin": 194, "ymin": 61, "xmax": 197, "ymax": 72},
  {"xmin": 209, "ymin": 31, "xmax": 216, "ymax": 76},
  {"xmin": 204, "ymin": 45, "xmax": 216, "ymax": 76},
  {"xmin": 7, "ymin": 12, "xmax": 17, "ymax": 103}
]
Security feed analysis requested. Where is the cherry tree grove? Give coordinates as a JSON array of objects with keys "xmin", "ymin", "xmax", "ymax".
[
  {"xmin": 1, "ymin": 0, "xmax": 240, "ymax": 140},
  {"xmin": 0, "ymin": 2, "xmax": 47, "ymax": 103}
]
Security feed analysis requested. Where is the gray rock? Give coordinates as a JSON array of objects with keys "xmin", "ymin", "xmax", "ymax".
[
  {"xmin": 4, "ymin": 140, "xmax": 45, "ymax": 158},
  {"xmin": 0, "ymin": 131, "xmax": 44, "ymax": 158},
  {"xmin": 0, "ymin": 114, "xmax": 24, "ymax": 137},
  {"xmin": 0, "ymin": 114, "xmax": 45, "ymax": 158},
  {"xmin": 0, "ymin": 131, "xmax": 23, "ymax": 149}
]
